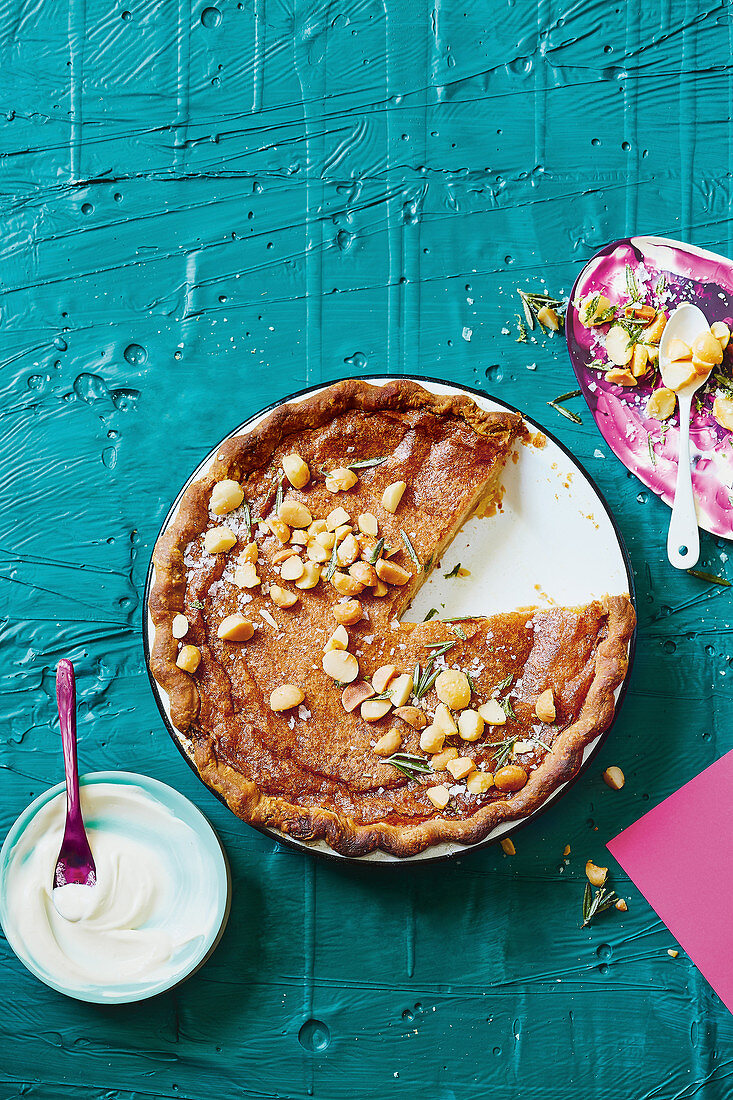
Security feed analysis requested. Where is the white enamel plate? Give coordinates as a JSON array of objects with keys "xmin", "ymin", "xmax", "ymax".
[{"xmin": 143, "ymin": 376, "xmax": 635, "ymax": 864}]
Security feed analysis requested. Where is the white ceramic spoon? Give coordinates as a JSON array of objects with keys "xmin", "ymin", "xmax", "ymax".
[{"xmin": 659, "ymin": 302, "xmax": 711, "ymax": 569}]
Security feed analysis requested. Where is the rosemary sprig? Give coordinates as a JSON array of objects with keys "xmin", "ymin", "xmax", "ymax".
[
  {"xmin": 712, "ymin": 370, "xmax": 733, "ymax": 394},
  {"xmin": 423, "ymin": 608, "xmax": 439, "ymax": 621},
  {"xmin": 581, "ymin": 882, "xmax": 619, "ymax": 929},
  {"xmin": 494, "ymin": 673, "xmax": 513, "ymax": 692},
  {"xmin": 517, "ymin": 289, "xmax": 564, "ymax": 331},
  {"xmin": 548, "ymin": 401, "xmax": 583, "ymax": 425},
  {"xmin": 687, "ymin": 569, "xmax": 731, "ymax": 587},
  {"xmin": 625, "ymin": 263, "xmax": 640, "ymax": 303},
  {"xmin": 325, "ymin": 539, "xmax": 339, "ymax": 581},
  {"xmin": 424, "ymin": 641, "xmax": 457, "ymax": 656},
  {"xmin": 414, "ymin": 668, "xmax": 440, "ymax": 700},
  {"xmin": 400, "ymin": 529, "xmax": 421, "ymax": 572},
  {"xmin": 367, "ymin": 537, "xmax": 385, "ymax": 565},
  {"xmin": 444, "ymin": 563, "xmax": 462, "ymax": 578},
  {"xmin": 383, "ymin": 753, "xmax": 433, "ymax": 780},
  {"xmin": 491, "ymin": 736, "xmax": 516, "ymax": 770}
]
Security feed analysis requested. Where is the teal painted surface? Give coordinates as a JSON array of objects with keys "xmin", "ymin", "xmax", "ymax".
[{"xmin": 1, "ymin": 0, "xmax": 732, "ymax": 1096}]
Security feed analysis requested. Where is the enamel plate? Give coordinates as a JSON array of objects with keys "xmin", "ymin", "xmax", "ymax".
[
  {"xmin": 143, "ymin": 376, "xmax": 635, "ymax": 864},
  {"xmin": 567, "ymin": 235, "xmax": 733, "ymax": 539}
]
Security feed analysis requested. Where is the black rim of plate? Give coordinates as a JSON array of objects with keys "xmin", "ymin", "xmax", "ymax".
[{"xmin": 142, "ymin": 374, "xmax": 637, "ymax": 867}]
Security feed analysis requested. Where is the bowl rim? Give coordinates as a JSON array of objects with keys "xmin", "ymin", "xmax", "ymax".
[
  {"xmin": 0, "ymin": 770, "xmax": 231, "ymax": 1003},
  {"xmin": 142, "ymin": 373, "xmax": 637, "ymax": 866}
]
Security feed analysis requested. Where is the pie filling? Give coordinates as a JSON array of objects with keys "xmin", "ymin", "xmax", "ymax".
[{"xmin": 149, "ymin": 380, "xmax": 635, "ymax": 856}]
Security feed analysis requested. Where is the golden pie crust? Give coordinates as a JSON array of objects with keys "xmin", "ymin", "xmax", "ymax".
[{"xmin": 148, "ymin": 379, "xmax": 635, "ymax": 857}]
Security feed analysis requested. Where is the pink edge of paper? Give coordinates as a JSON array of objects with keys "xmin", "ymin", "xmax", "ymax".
[{"xmin": 607, "ymin": 750, "xmax": 733, "ymax": 1014}]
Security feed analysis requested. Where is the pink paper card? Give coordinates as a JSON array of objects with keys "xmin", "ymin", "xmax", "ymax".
[{"xmin": 607, "ymin": 750, "xmax": 733, "ymax": 1014}]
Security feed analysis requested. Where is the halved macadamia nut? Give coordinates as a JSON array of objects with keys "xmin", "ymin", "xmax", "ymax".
[
  {"xmin": 375, "ymin": 558, "xmax": 410, "ymax": 585},
  {"xmin": 282, "ymin": 453, "xmax": 310, "ymax": 489},
  {"xmin": 295, "ymin": 562, "xmax": 322, "ymax": 589},
  {"xmin": 668, "ymin": 337, "xmax": 691, "ymax": 363},
  {"xmin": 713, "ymin": 395, "xmax": 733, "ymax": 431},
  {"xmin": 394, "ymin": 706, "xmax": 427, "ymax": 730},
  {"xmin": 336, "ymin": 533, "xmax": 360, "ymax": 567},
  {"xmin": 308, "ymin": 543, "xmax": 330, "ymax": 564},
  {"xmin": 603, "ymin": 766, "xmax": 625, "ymax": 791},
  {"xmin": 430, "ymin": 746, "xmax": 458, "ymax": 770},
  {"xmin": 420, "ymin": 725, "xmax": 445, "ymax": 753},
  {"xmin": 240, "ymin": 542, "xmax": 258, "ymax": 564},
  {"xmin": 172, "ymin": 613, "xmax": 189, "ymax": 639},
  {"xmin": 466, "ymin": 770, "xmax": 494, "ymax": 795},
  {"xmin": 373, "ymin": 728, "xmax": 402, "ymax": 756},
  {"xmin": 388, "ymin": 673, "xmax": 413, "ymax": 707},
  {"xmin": 647, "ymin": 388, "xmax": 676, "ymax": 421},
  {"xmin": 280, "ymin": 555, "xmax": 305, "ymax": 582},
  {"xmin": 342, "ymin": 681, "xmax": 375, "ymax": 712},
  {"xmin": 234, "ymin": 562, "xmax": 260, "ymax": 589},
  {"xmin": 458, "ymin": 709, "xmax": 484, "ymax": 742},
  {"xmin": 278, "ymin": 498, "xmax": 312, "ymax": 529},
  {"xmin": 361, "ymin": 698, "xmax": 393, "ymax": 722},
  {"xmin": 270, "ymin": 584, "xmax": 299, "ymax": 609},
  {"xmin": 358, "ymin": 512, "xmax": 378, "ymax": 536},
  {"xmin": 426, "ymin": 785, "xmax": 450, "ymax": 810},
  {"xmin": 691, "ymin": 330, "xmax": 724, "ymax": 366},
  {"xmin": 478, "ymin": 699, "xmax": 506, "ymax": 726},
  {"xmin": 217, "ymin": 614, "xmax": 255, "ymax": 642},
  {"xmin": 332, "ymin": 571, "xmax": 364, "ymax": 597},
  {"xmin": 605, "ymin": 367, "xmax": 637, "ymax": 387},
  {"xmin": 270, "ymin": 684, "xmax": 305, "ymax": 712},
  {"xmin": 585, "ymin": 860, "xmax": 608, "ymax": 887},
  {"xmin": 204, "ymin": 525, "xmax": 237, "ymax": 554},
  {"xmin": 322, "ymin": 649, "xmax": 359, "ymax": 683},
  {"xmin": 535, "ymin": 688, "xmax": 556, "ymax": 723},
  {"xmin": 210, "ymin": 479, "xmax": 244, "ymax": 515},
  {"xmin": 267, "ymin": 517, "xmax": 290, "ymax": 543},
  {"xmin": 577, "ymin": 293, "xmax": 611, "ymax": 327},
  {"xmin": 324, "ymin": 625, "xmax": 349, "ymax": 652},
  {"xmin": 447, "ymin": 756, "xmax": 474, "ymax": 781},
  {"xmin": 372, "ymin": 664, "xmax": 397, "ymax": 694},
  {"xmin": 382, "ymin": 481, "xmax": 407, "ymax": 513},
  {"xmin": 712, "ymin": 321, "xmax": 731, "ymax": 349},
  {"xmin": 176, "ymin": 645, "xmax": 201, "ymax": 673},
  {"xmin": 333, "ymin": 599, "xmax": 362, "ymax": 625},
  {"xmin": 605, "ymin": 324, "xmax": 634, "ymax": 366},
  {"xmin": 325, "ymin": 468, "xmax": 358, "ymax": 493},
  {"xmin": 326, "ymin": 507, "xmax": 350, "ymax": 531},
  {"xmin": 349, "ymin": 561, "xmax": 377, "ymax": 587},
  {"xmin": 433, "ymin": 702, "xmax": 458, "ymax": 735},
  {"xmin": 537, "ymin": 305, "xmax": 560, "ymax": 331}
]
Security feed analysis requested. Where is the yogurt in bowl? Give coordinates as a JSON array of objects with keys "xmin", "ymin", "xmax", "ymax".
[{"xmin": 0, "ymin": 772, "xmax": 230, "ymax": 1003}]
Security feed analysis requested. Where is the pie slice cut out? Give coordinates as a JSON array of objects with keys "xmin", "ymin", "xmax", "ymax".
[{"xmin": 149, "ymin": 379, "xmax": 635, "ymax": 857}]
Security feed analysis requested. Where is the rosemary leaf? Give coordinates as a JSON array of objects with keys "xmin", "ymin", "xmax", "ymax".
[
  {"xmin": 412, "ymin": 663, "xmax": 421, "ymax": 693},
  {"xmin": 552, "ymin": 389, "xmax": 582, "ymax": 404},
  {"xmin": 383, "ymin": 752, "xmax": 433, "ymax": 780},
  {"xmin": 400, "ymin": 529, "xmax": 421, "ymax": 572},
  {"xmin": 625, "ymin": 263, "xmax": 640, "ymax": 303},
  {"xmin": 647, "ymin": 433, "xmax": 657, "ymax": 467},
  {"xmin": 655, "ymin": 273, "xmax": 667, "ymax": 298},
  {"xmin": 325, "ymin": 540, "xmax": 340, "ymax": 581},
  {"xmin": 367, "ymin": 537, "xmax": 385, "ymax": 565},
  {"xmin": 465, "ymin": 671, "xmax": 476, "ymax": 692},
  {"xmin": 494, "ymin": 673, "xmax": 513, "ymax": 692},
  {"xmin": 243, "ymin": 497, "xmax": 252, "ymax": 542},
  {"xmin": 498, "ymin": 697, "xmax": 515, "ymax": 719},
  {"xmin": 274, "ymin": 471, "xmax": 284, "ymax": 513},
  {"xmin": 451, "ymin": 623, "xmax": 467, "ymax": 641},
  {"xmin": 190, "ymin": 598, "xmax": 204, "ymax": 610},
  {"xmin": 444, "ymin": 563, "xmax": 462, "ymax": 578},
  {"xmin": 586, "ymin": 358, "xmax": 607, "ymax": 372},
  {"xmin": 687, "ymin": 569, "xmax": 732, "ymax": 587},
  {"xmin": 423, "ymin": 608, "xmax": 439, "ymax": 621},
  {"xmin": 534, "ymin": 736, "xmax": 553, "ymax": 753},
  {"xmin": 516, "ymin": 316, "xmax": 528, "ymax": 343},
  {"xmin": 346, "ymin": 455, "xmax": 390, "ymax": 469},
  {"xmin": 440, "ymin": 616, "xmax": 478, "ymax": 624},
  {"xmin": 518, "ymin": 291, "xmax": 535, "ymax": 330},
  {"xmin": 549, "ymin": 401, "xmax": 583, "ymax": 424}
]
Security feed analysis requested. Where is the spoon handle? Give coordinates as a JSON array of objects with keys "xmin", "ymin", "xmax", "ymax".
[
  {"xmin": 667, "ymin": 391, "xmax": 700, "ymax": 569},
  {"xmin": 56, "ymin": 659, "xmax": 82, "ymax": 827}
]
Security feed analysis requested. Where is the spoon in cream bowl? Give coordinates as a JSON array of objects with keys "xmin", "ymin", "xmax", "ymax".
[
  {"xmin": 659, "ymin": 302, "xmax": 724, "ymax": 570},
  {"xmin": 52, "ymin": 659, "xmax": 98, "ymax": 920}
]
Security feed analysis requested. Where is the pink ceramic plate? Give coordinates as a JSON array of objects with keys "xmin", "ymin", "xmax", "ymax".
[{"xmin": 566, "ymin": 235, "xmax": 733, "ymax": 540}]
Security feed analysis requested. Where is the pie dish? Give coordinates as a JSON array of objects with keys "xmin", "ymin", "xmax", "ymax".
[{"xmin": 148, "ymin": 378, "xmax": 635, "ymax": 858}]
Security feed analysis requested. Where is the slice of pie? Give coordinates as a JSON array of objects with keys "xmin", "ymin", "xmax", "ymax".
[{"xmin": 148, "ymin": 378, "xmax": 635, "ymax": 857}]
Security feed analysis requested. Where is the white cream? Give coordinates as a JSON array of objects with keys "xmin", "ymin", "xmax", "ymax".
[{"xmin": 3, "ymin": 782, "xmax": 223, "ymax": 997}]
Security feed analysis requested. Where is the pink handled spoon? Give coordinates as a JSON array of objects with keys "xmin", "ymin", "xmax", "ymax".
[{"xmin": 53, "ymin": 659, "xmax": 96, "ymax": 891}]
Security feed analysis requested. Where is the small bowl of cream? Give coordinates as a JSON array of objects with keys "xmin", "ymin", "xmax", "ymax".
[{"xmin": 0, "ymin": 772, "xmax": 230, "ymax": 1003}]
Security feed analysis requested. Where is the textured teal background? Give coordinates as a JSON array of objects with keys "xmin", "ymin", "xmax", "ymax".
[{"xmin": 2, "ymin": 1, "xmax": 733, "ymax": 1097}]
